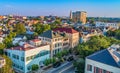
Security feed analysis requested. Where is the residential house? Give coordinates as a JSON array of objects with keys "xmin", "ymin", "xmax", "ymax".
[
  {"xmin": 85, "ymin": 44, "xmax": 120, "ymax": 73},
  {"xmin": 96, "ymin": 22, "xmax": 119, "ymax": 29},
  {"xmin": 53, "ymin": 27, "xmax": 79, "ymax": 48},
  {"xmin": 13, "ymin": 35, "xmax": 27, "ymax": 45}
]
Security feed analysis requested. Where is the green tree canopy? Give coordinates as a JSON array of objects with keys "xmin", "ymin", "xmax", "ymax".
[
  {"xmin": 76, "ymin": 36, "xmax": 119, "ymax": 58},
  {"xmin": 31, "ymin": 64, "xmax": 39, "ymax": 71},
  {"xmin": 33, "ymin": 24, "xmax": 50, "ymax": 34},
  {"xmin": 15, "ymin": 24, "xmax": 26, "ymax": 35}
]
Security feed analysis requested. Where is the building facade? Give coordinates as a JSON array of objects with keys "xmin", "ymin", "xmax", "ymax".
[
  {"xmin": 5, "ymin": 39, "xmax": 50, "ymax": 73},
  {"xmin": 72, "ymin": 11, "xmax": 87, "ymax": 24},
  {"xmin": 85, "ymin": 44, "xmax": 120, "ymax": 73},
  {"xmin": 53, "ymin": 27, "xmax": 79, "ymax": 48},
  {"xmin": 39, "ymin": 30, "xmax": 70, "ymax": 57},
  {"xmin": 96, "ymin": 22, "xmax": 119, "ymax": 29}
]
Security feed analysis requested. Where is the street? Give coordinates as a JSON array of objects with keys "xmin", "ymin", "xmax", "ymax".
[
  {"xmin": 44, "ymin": 61, "xmax": 75, "ymax": 73},
  {"xmin": 60, "ymin": 66, "xmax": 75, "ymax": 73}
]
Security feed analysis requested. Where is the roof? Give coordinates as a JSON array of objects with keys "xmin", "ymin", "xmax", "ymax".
[
  {"xmin": 53, "ymin": 27, "xmax": 78, "ymax": 34},
  {"xmin": 31, "ymin": 39, "xmax": 41, "ymax": 42},
  {"xmin": 40, "ymin": 30, "xmax": 62, "ymax": 39},
  {"xmin": 8, "ymin": 43, "xmax": 48, "ymax": 51},
  {"xmin": 15, "ymin": 35, "xmax": 26, "ymax": 38},
  {"xmin": 87, "ymin": 49, "xmax": 120, "ymax": 68}
]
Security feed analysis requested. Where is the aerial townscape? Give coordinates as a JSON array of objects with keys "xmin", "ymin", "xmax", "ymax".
[{"xmin": 0, "ymin": 0, "xmax": 120, "ymax": 73}]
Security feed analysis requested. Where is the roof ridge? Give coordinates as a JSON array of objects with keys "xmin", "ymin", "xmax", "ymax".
[{"xmin": 108, "ymin": 49, "xmax": 120, "ymax": 67}]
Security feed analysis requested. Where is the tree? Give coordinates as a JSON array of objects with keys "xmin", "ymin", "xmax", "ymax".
[
  {"xmin": 15, "ymin": 24, "xmax": 26, "ymax": 35},
  {"xmin": 115, "ymin": 30, "xmax": 120, "ymax": 40},
  {"xmin": 0, "ymin": 43, "xmax": 5, "ymax": 55},
  {"xmin": 106, "ymin": 30, "xmax": 115, "ymax": 37},
  {"xmin": 4, "ymin": 37, "xmax": 13, "ymax": 48},
  {"xmin": 33, "ymin": 24, "xmax": 51, "ymax": 34},
  {"xmin": 54, "ymin": 20, "xmax": 61, "ymax": 25},
  {"xmin": 106, "ymin": 29, "xmax": 120, "ymax": 40},
  {"xmin": 33, "ymin": 32, "xmax": 38, "ymax": 38},
  {"xmin": 0, "ymin": 55, "xmax": 14, "ymax": 73},
  {"xmin": 31, "ymin": 64, "xmax": 39, "ymax": 71},
  {"xmin": 3, "ymin": 32, "xmax": 16, "ymax": 48},
  {"xmin": 89, "ymin": 18, "xmax": 95, "ymax": 25},
  {"xmin": 76, "ymin": 36, "xmax": 114, "ymax": 58},
  {"xmin": 43, "ymin": 25, "xmax": 51, "ymax": 32},
  {"xmin": 44, "ymin": 58, "xmax": 56, "ymax": 66},
  {"xmin": 73, "ymin": 58, "xmax": 85, "ymax": 73}
]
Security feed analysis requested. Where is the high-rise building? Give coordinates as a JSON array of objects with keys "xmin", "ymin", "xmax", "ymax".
[
  {"xmin": 70, "ymin": 11, "xmax": 72, "ymax": 19},
  {"xmin": 71, "ymin": 11, "xmax": 87, "ymax": 24}
]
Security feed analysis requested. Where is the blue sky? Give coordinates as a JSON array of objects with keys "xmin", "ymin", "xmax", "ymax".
[{"xmin": 0, "ymin": 0, "xmax": 120, "ymax": 17}]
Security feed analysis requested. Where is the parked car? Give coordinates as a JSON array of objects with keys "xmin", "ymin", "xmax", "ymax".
[
  {"xmin": 53, "ymin": 61, "xmax": 61, "ymax": 68},
  {"xmin": 67, "ymin": 56, "xmax": 74, "ymax": 61}
]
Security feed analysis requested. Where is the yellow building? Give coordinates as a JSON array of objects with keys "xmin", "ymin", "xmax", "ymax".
[{"xmin": 72, "ymin": 11, "xmax": 87, "ymax": 24}]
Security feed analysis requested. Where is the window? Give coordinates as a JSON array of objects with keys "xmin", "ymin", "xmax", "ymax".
[
  {"xmin": 94, "ymin": 67, "xmax": 113, "ymax": 73},
  {"xmin": 20, "ymin": 66, "xmax": 23, "ymax": 70},
  {"xmin": 27, "ymin": 66, "xmax": 31, "ymax": 70},
  {"xmin": 26, "ymin": 51, "xmax": 49, "ymax": 62},
  {"xmin": 8, "ymin": 52, "xmax": 11, "ymax": 57},
  {"xmin": 87, "ymin": 64, "xmax": 92, "ymax": 71},
  {"xmin": 55, "ymin": 44, "xmax": 57, "ymax": 48},
  {"xmin": 21, "ymin": 57, "xmax": 24, "ymax": 61},
  {"xmin": 31, "ymin": 55, "xmax": 34, "ymax": 59},
  {"xmin": 12, "ymin": 54, "xmax": 16, "ymax": 59},
  {"xmin": 12, "ymin": 54, "xmax": 19, "ymax": 60},
  {"xmin": 26, "ymin": 57, "xmax": 31, "ymax": 61},
  {"xmin": 55, "ymin": 39, "xmax": 57, "ymax": 41},
  {"xmin": 16, "ymin": 55, "xmax": 19, "ymax": 60}
]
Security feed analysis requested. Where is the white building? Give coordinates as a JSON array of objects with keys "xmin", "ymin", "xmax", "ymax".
[
  {"xmin": 96, "ymin": 22, "xmax": 119, "ymax": 29},
  {"xmin": 85, "ymin": 44, "xmax": 120, "ymax": 73},
  {"xmin": 6, "ymin": 39, "xmax": 50, "ymax": 73},
  {"xmin": 12, "ymin": 35, "xmax": 27, "ymax": 45}
]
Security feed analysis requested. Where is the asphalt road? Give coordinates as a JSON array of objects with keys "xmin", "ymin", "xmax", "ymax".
[
  {"xmin": 45, "ymin": 61, "xmax": 75, "ymax": 73},
  {"xmin": 61, "ymin": 66, "xmax": 75, "ymax": 73}
]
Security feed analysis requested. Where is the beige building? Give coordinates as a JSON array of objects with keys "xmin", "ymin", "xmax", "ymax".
[
  {"xmin": 72, "ymin": 11, "xmax": 87, "ymax": 24},
  {"xmin": 53, "ymin": 27, "xmax": 79, "ymax": 48},
  {"xmin": 39, "ymin": 30, "xmax": 70, "ymax": 57}
]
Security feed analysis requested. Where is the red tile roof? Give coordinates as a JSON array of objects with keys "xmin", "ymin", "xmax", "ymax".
[
  {"xmin": 9, "ymin": 46, "xmax": 34, "ymax": 51},
  {"xmin": 8, "ymin": 43, "xmax": 48, "ymax": 51},
  {"xmin": 53, "ymin": 27, "xmax": 78, "ymax": 34}
]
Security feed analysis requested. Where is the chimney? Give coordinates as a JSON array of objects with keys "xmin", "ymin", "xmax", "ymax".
[
  {"xmin": 23, "ymin": 43, "xmax": 28, "ymax": 48},
  {"xmin": 20, "ymin": 48, "xmax": 22, "ymax": 50},
  {"xmin": 11, "ymin": 47, "xmax": 14, "ymax": 50}
]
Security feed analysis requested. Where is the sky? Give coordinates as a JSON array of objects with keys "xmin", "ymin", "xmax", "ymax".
[{"xmin": 0, "ymin": 0, "xmax": 120, "ymax": 17}]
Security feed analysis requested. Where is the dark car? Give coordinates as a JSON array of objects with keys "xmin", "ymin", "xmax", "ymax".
[
  {"xmin": 53, "ymin": 61, "xmax": 61, "ymax": 68},
  {"xmin": 67, "ymin": 56, "xmax": 74, "ymax": 61}
]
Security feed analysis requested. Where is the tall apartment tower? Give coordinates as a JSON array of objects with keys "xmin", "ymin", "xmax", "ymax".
[
  {"xmin": 70, "ymin": 11, "xmax": 72, "ymax": 19},
  {"xmin": 72, "ymin": 11, "xmax": 87, "ymax": 24}
]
